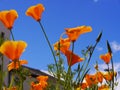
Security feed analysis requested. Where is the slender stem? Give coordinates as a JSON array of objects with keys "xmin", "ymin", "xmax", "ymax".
[
  {"xmin": 76, "ymin": 59, "xmax": 87, "ymax": 85},
  {"xmin": 38, "ymin": 21, "xmax": 58, "ymax": 72},
  {"xmin": 80, "ymin": 42, "xmax": 98, "ymax": 83},
  {"xmin": 56, "ymin": 41, "xmax": 61, "ymax": 90},
  {"xmin": 111, "ymin": 57, "xmax": 114, "ymax": 90},
  {"xmin": 87, "ymin": 42, "xmax": 97, "ymax": 68},
  {"xmin": 69, "ymin": 41, "xmax": 75, "ymax": 66},
  {"xmin": 20, "ymin": 79, "xmax": 23, "ymax": 90},
  {"xmin": 9, "ymin": 73, "xmax": 14, "ymax": 88},
  {"xmin": 64, "ymin": 41, "xmax": 75, "ymax": 90},
  {"xmin": 10, "ymin": 30, "xmax": 15, "ymax": 41}
]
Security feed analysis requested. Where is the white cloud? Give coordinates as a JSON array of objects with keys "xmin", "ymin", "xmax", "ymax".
[
  {"xmin": 96, "ymin": 46, "xmax": 103, "ymax": 51},
  {"xmin": 111, "ymin": 41, "xmax": 120, "ymax": 52},
  {"xmin": 99, "ymin": 62, "xmax": 120, "ymax": 71}
]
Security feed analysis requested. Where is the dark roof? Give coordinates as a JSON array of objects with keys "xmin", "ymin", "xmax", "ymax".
[{"xmin": 22, "ymin": 65, "xmax": 55, "ymax": 80}]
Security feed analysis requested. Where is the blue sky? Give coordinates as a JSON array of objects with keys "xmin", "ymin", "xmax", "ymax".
[{"xmin": 0, "ymin": 0, "xmax": 120, "ymax": 72}]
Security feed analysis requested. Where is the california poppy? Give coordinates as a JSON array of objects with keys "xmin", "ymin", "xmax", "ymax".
[
  {"xmin": 53, "ymin": 38, "xmax": 71, "ymax": 54},
  {"xmin": 8, "ymin": 60, "xmax": 28, "ymax": 71},
  {"xmin": 31, "ymin": 76, "xmax": 48, "ymax": 90},
  {"xmin": 26, "ymin": 4, "xmax": 45, "ymax": 21},
  {"xmin": 31, "ymin": 82, "xmax": 43, "ymax": 90},
  {"xmin": 80, "ymin": 83, "xmax": 88, "ymax": 90},
  {"xmin": 65, "ymin": 26, "xmax": 92, "ymax": 42},
  {"xmin": 37, "ymin": 76, "xmax": 48, "ymax": 82},
  {"xmin": 0, "ymin": 10, "xmax": 18, "ymax": 29},
  {"xmin": 95, "ymin": 72, "xmax": 103, "ymax": 83},
  {"xmin": 64, "ymin": 50, "xmax": 84, "ymax": 66},
  {"xmin": 100, "ymin": 52, "xmax": 111, "ymax": 64},
  {"xmin": 0, "ymin": 40, "xmax": 27, "ymax": 60},
  {"xmin": 102, "ymin": 71, "xmax": 117, "ymax": 81},
  {"xmin": 76, "ymin": 83, "xmax": 88, "ymax": 90},
  {"xmin": 85, "ymin": 74, "xmax": 98, "ymax": 87}
]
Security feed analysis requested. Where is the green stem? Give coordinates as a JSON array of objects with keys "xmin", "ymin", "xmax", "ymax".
[
  {"xmin": 9, "ymin": 73, "xmax": 14, "ymax": 88},
  {"xmin": 64, "ymin": 41, "xmax": 75, "ymax": 90},
  {"xmin": 38, "ymin": 21, "xmax": 58, "ymax": 71},
  {"xmin": 69, "ymin": 41, "xmax": 75, "ymax": 66},
  {"xmin": 111, "ymin": 57, "xmax": 114, "ymax": 90},
  {"xmin": 56, "ymin": 42, "xmax": 61, "ymax": 90},
  {"xmin": 20, "ymin": 79, "xmax": 23, "ymax": 90},
  {"xmin": 10, "ymin": 30, "xmax": 15, "ymax": 41},
  {"xmin": 76, "ymin": 59, "xmax": 87, "ymax": 85},
  {"xmin": 80, "ymin": 42, "xmax": 98, "ymax": 83}
]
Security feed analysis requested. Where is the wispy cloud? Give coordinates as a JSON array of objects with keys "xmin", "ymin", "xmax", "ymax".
[
  {"xmin": 96, "ymin": 46, "xmax": 103, "ymax": 51},
  {"xmin": 111, "ymin": 41, "xmax": 120, "ymax": 52},
  {"xmin": 98, "ymin": 62, "xmax": 120, "ymax": 71}
]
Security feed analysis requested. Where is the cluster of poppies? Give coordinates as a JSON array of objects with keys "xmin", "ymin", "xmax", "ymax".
[
  {"xmin": 84, "ymin": 53, "xmax": 116, "ymax": 90},
  {"xmin": 0, "ymin": 3, "xmax": 117, "ymax": 90}
]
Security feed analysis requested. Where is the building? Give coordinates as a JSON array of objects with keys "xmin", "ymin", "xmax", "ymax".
[{"xmin": 0, "ymin": 21, "xmax": 10, "ymax": 86}]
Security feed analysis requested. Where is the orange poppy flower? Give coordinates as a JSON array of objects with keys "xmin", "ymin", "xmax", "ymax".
[
  {"xmin": 65, "ymin": 26, "xmax": 92, "ymax": 42},
  {"xmin": 85, "ymin": 74, "xmax": 98, "ymax": 87},
  {"xmin": 102, "ymin": 71, "xmax": 117, "ymax": 81},
  {"xmin": 0, "ymin": 10, "xmax": 18, "ymax": 29},
  {"xmin": 31, "ymin": 76, "xmax": 48, "ymax": 90},
  {"xmin": 100, "ymin": 52, "xmax": 111, "ymax": 64},
  {"xmin": 76, "ymin": 83, "xmax": 88, "ymax": 90},
  {"xmin": 80, "ymin": 83, "xmax": 88, "ymax": 90},
  {"xmin": 8, "ymin": 60, "xmax": 28, "ymax": 71},
  {"xmin": 0, "ymin": 40, "xmax": 27, "ymax": 60},
  {"xmin": 64, "ymin": 50, "xmax": 84, "ymax": 66},
  {"xmin": 98, "ymin": 85, "xmax": 110, "ymax": 90},
  {"xmin": 53, "ymin": 38, "xmax": 71, "ymax": 54},
  {"xmin": 95, "ymin": 72, "xmax": 103, "ymax": 83},
  {"xmin": 31, "ymin": 82, "xmax": 43, "ymax": 90},
  {"xmin": 37, "ymin": 76, "xmax": 48, "ymax": 82},
  {"xmin": 26, "ymin": 4, "xmax": 45, "ymax": 21}
]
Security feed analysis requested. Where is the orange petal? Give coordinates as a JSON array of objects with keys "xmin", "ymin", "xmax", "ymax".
[
  {"xmin": 0, "ymin": 41, "xmax": 17, "ymax": 60},
  {"xmin": 6, "ymin": 10, "xmax": 18, "ymax": 29},
  {"xmin": 0, "ymin": 11, "xmax": 10, "ymax": 29},
  {"xmin": 0, "ymin": 41, "xmax": 27, "ymax": 60},
  {"xmin": 53, "ymin": 38, "xmax": 71, "ymax": 54},
  {"xmin": 95, "ymin": 72, "xmax": 103, "ymax": 83},
  {"xmin": 15, "ymin": 41, "xmax": 27, "ymax": 59},
  {"xmin": 80, "ymin": 83, "xmax": 88, "ymax": 89},
  {"xmin": 102, "ymin": 71, "xmax": 116, "ymax": 81},
  {"xmin": 65, "ymin": 26, "xmax": 92, "ymax": 41},
  {"xmin": 26, "ymin": 4, "xmax": 45, "ymax": 21},
  {"xmin": 7, "ymin": 60, "xmax": 28, "ymax": 71},
  {"xmin": 0, "ymin": 10, "xmax": 18, "ymax": 29},
  {"xmin": 100, "ymin": 52, "xmax": 111, "ymax": 64},
  {"xmin": 85, "ymin": 74, "xmax": 98, "ymax": 87},
  {"xmin": 64, "ymin": 50, "xmax": 84, "ymax": 66},
  {"xmin": 37, "ymin": 76, "xmax": 48, "ymax": 82}
]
